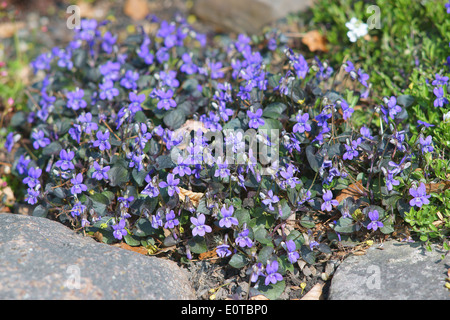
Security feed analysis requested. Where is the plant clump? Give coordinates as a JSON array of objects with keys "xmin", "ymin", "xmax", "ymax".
[{"xmin": 4, "ymin": 9, "xmax": 450, "ymax": 299}]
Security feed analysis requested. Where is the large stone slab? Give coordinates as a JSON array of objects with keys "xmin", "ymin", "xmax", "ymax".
[
  {"xmin": 328, "ymin": 241, "xmax": 450, "ymax": 300},
  {"xmin": 192, "ymin": 0, "xmax": 314, "ymax": 34},
  {"xmin": 0, "ymin": 213, "xmax": 195, "ymax": 299}
]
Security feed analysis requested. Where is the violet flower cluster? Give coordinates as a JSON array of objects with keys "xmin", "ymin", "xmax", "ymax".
[{"xmin": 8, "ymin": 13, "xmax": 445, "ymax": 297}]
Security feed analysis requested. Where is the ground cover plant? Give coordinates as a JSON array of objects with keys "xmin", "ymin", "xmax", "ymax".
[
  {"xmin": 1, "ymin": 1, "xmax": 449, "ymax": 300},
  {"xmin": 306, "ymin": 0, "xmax": 450, "ymax": 246}
]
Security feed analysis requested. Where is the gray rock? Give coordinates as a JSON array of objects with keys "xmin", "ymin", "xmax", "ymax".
[
  {"xmin": 0, "ymin": 213, "xmax": 195, "ymax": 299},
  {"xmin": 328, "ymin": 241, "xmax": 450, "ymax": 300},
  {"xmin": 192, "ymin": 0, "xmax": 313, "ymax": 34}
]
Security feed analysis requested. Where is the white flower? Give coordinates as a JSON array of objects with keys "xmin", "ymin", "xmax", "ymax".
[
  {"xmin": 444, "ymin": 111, "xmax": 450, "ymax": 123},
  {"xmin": 345, "ymin": 17, "xmax": 368, "ymax": 42}
]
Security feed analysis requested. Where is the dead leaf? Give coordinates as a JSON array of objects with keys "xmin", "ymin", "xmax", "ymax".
[
  {"xmin": 425, "ymin": 181, "xmax": 450, "ymax": 194},
  {"xmin": 250, "ymin": 294, "xmax": 269, "ymax": 300},
  {"xmin": 0, "ymin": 22, "xmax": 26, "ymax": 38},
  {"xmin": 124, "ymin": 0, "xmax": 149, "ymax": 21},
  {"xmin": 93, "ymin": 231, "xmax": 103, "ymax": 242},
  {"xmin": 300, "ymin": 283, "xmax": 324, "ymax": 300},
  {"xmin": 336, "ymin": 180, "xmax": 364, "ymax": 204},
  {"xmin": 301, "ymin": 30, "xmax": 328, "ymax": 52},
  {"xmin": 173, "ymin": 120, "xmax": 207, "ymax": 150},
  {"xmin": 178, "ymin": 187, "xmax": 204, "ymax": 207},
  {"xmin": 76, "ymin": 1, "xmax": 110, "ymax": 19},
  {"xmin": 114, "ymin": 242, "xmax": 149, "ymax": 255},
  {"xmin": 0, "ymin": 179, "xmax": 15, "ymax": 206},
  {"xmin": 199, "ymin": 249, "xmax": 218, "ymax": 261}
]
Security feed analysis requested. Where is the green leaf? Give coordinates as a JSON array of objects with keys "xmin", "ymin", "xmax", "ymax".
[
  {"xmin": 300, "ymin": 215, "xmax": 315, "ymax": 229},
  {"xmin": 306, "ymin": 145, "xmax": 324, "ymax": 172},
  {"xmin": 132, "ymin": 168, "xmax": 148, "ymax": 186},
  {"xmin": 268, "ymin": 74, "xmax": 281, "ymax": 88},
  {"xmin": 163, "ymin": 109, "xmax": 186, "ymax": 130},
  {"xmin": 32, "ymin": 205, "xmax": 48, "ymax": 218},
  {"xmin": 318, "ymin": 243, "xmax": 332, "ymax": 254},
  {"xmin": 229, "ymin": 253, "xmax": 249, "ymax": 269},
  {"xmin": 397, "ymin": 94, "xmax": 415, "ymax": 108},
  {"xmin": 234, "ymin": 208, "xmax": 251, "ymax": 227},
  {"xmin": 256, "ymin": 279, "xmax": 286, "ymax": 300},
  {"xmin": 257, "ymin": 246, "xmax": 274, "ymax": 264},
  {"xmin": 42, "ymin": 141, "xmax": 62, "ymax": 156},
  {"xmin": 133, "ymin": 218, "xmax": 158, "ymax": 237},
  {"xmin": 333, "ymin": 217, "xmax": 356, "ymax": 234},
  {"xmin": 108, "ymin": 166, "xmax": 129, "ymax": 187},
  {"xmin": 89, "ymin": 197, "xmax": 107, "ymax": 216},
  {"xmin": 124, "ymin": 234, "xmax": 141, "ymax": 246},
  {"xmin": 10, "ymin": 112, "xmax": 26, "ymax": 128},
  {"xmin": 279, "ymin": 199, "xmax": 291, "ymax": 220},
  {"xmin": 278, "ymin": 256, "xmax": 294, "ymax": 275},
  {"xmin": 90, "ymin": 192, "xmax": 110, "ymax": 205},
  {"xmin": 97, "ymin": 229, "xmax": 116, "ymax": 244},
  {"xmin": 259, "ymin": 118, "xmax": 283, "ymax": 131},
  {"xmin": 154, "ymin": 155, "xmax": 175, "ymax": 170},
  {"xmin": 254, "ymin": 226, "xmax": 273, "ymax": 245},
  {"xmin": 187, "ymin": 236, "xmax": 207, "ymax": 254},
  {"xmin": 263, "ymin": 102, "xmax": 287, "ymax": 119},
  {"xmin": 300, "ymin": 245, "xmax": 316, "ymax": 265}
]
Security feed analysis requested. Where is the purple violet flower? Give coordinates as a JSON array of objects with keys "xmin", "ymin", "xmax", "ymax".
[
  {"xmin": 215, "ymin": 243, "xmax": 232, "ymax": 258},
  {"xmin": 155, "ymin": 88, "xmax": 177, "ymax": 110},
  {"xmin": 164, "ymin": 210, "xmax": 179, "ymax": 229},
  {"xmin": 112, "ymin": 219, "xmax": 128, "ymax": 240},
  {"xmin": 367, "ymin": 210, "xmax": 384, "ymax": 231},
  {"xmin": 180, "ymin": 53, "xmax": 198, "ymax": 74},
  {"xmin": 25, "ymin": 186, "xmax": 40, "ymax": 205},
  {"xmin": 17, "ymin": 155, "xmax": 31, "ymax": 175},
  {"xmin": 219, "ymin": 205, "xmax": 238, "ymax": 228},
  {"xmin": 208, "ymin": 61, "xmax": 224, "ymax": 79},
  {"xmin": 235, "ymin": 226, "xmax": 253, "ymax": 248},
  {"xmin": 417, "ymin": 120, "xmax": 434, "ymax": 128},
  {"xmin": 159, "ymin": 173, "xmax": 180, "ymax": 197},
  {"xmin": 120, "ymin": 70, "xmax": 139, "ymax": 90},
  {"xmin": 128, "ymin": 92, "xmax": 145, "ymax": 114},
  {"xmin": 173, "ymin": 155, "xmax": 192, "ymax": 177},
  {"xmin": 92, "ymin": 161, "xmax": 110, "ymax": 180},
  {"xmin": 32, "ymin": 130, "xmax": 51, "ymax": 150},
  {"xmin": 293, "ymin": 113, "xmax": 311, "ymax": 133},
  {"xmin": 265, "ymin": 260, "xmax": 283, "ymax": 285},
  {"xmin": 431, "ymin": 73, "xmax": 449, "ymax": 86},
  {"xmin": 93, "ymin": 130, "xmax": 111, "ymax": 151},
  {"xmin": 419, "ymin": 135, "xmax": 434, "ymax": 154},
  {"xmin": 214, "ymin": 157, "xmax": 231, "ymax": 179},
  {"xmin": 321, "ymin": 190, "xmax": 338, "ymax": 212},
  {"xmin": 357, "ymin": 68, "xmax": 370, "ymax": 87},
  {"xmin": 99, "ymin": 80, "xmax": 119, "ymax": 101},
  {"xmin": 23, "ymin": 167, "xmax": 41, "ymax": 188},
  {"xmin": 285, "ymin": 240, "xmax": 300, "ymax": 264},
  {"xmin": 409, "ymin": 183, "xmax": 431, "ymax": 208},
  {"xmin": 70, "ymin": 173, "xmax": 87, "ymax": 195},
  {"xmin": 66, "ymin": 88, "xmax": 87, "ymax": 111},
  {"xmin": 343, "ymin": 139, "xmax": 360, "ymax": 160},
  {"xmin": 101, "ymin": 31, "xmax": 117, "ymax": 54},
  {"xmin": 261, "ymin": 190, "xmax": 280, "ymax": 211},
  {"xmin": 55, "ymin": 149, "xmax": 75, "ymax": 171},
  {"xmin": 78, "ymin": 112, "xmax": 98, "ymax": 134},
  {"xmin": 71, "ymin": 201, "xmax": 86, "ymax": 217},
  {"xmin": 190, "ymin": 213, "xmax": 212, "ymax": 237},
  {"xmin": 142, "ymin": 175, "xmax": 160, "ymax": 198},
  {"xmin": 433, "ymin": 86, "xmax": 448, "ymax": 107},
  {"xmin": 5, "ymin": 132, "xmax": 14, "ymax": 153}
]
